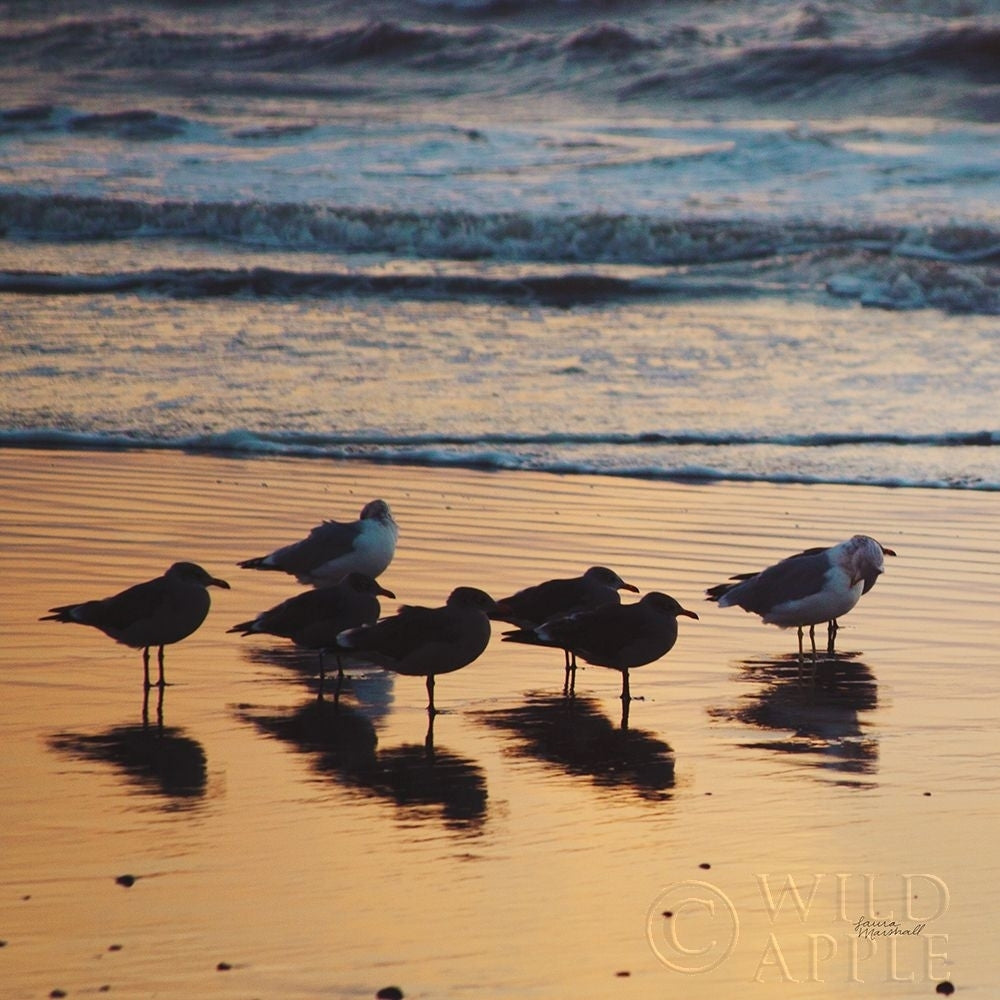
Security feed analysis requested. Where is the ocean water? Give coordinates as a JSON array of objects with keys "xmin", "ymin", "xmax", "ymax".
[{"xmin": 0, "ymin": 0, "xmax": 999, "ymax": 488}]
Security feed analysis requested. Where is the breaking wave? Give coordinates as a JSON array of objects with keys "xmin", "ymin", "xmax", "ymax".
[
  {"xmin": 2, "ymin": 193, "xmax": 998, "ymax": 312},
  {"xmin": 4, "ymin": 428, "xmax": 998, "ymax": 492}
]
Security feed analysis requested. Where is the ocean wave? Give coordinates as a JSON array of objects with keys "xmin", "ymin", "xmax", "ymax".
[
  {"xmin": 619, "ymin": 24, "xmax": 1000, "ymax": 103},
  {"xmin": 4, "ymin": 194, "xmax": 996, "ymax": 264},
  {"xmin": 67, "ymin": 109, "xmax": 188, "ymax": 140},
  {"xmin": 0, "ymin": 264, "xmax": 755, "ymax": 306},
  {"xmin": 3, "ymin": 429, "xmax": 998, "ymax": 492},
  {"xmin": 2, "ymin": 195, "xmax": 998, "ymax": 312},
  {"xmin": 0, "ymin": 260, "xmax": 995, "ymax": 313},
  {"xmin": 0, "ymin": 192, "xmax": 856, "ymax": 260},
  {"xmin": 2, "ymin": 14, "xmax": 997, "ymax": 119},
  {"xmin": 8, "ymin": 15, "xmax": 997, "ymax": 81},
  {"xmin": 0, "ymin": 17, "xmax": 504, "ymax": 74}
]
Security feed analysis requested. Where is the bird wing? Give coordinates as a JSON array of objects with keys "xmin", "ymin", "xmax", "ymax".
[
  {"xmin": 344, "ymin": 604, "xmax": 458, "ymax": 659},
  {"xmin": 720, "ymin": 551, "xmax": 832, "ymax": 615},
  {"xmin": 239, "ymin": 590, "xmax": 322, "ymax": 637},
  {"xmin": 540, "ymin": 603, "xmax": 630, "ymax": 661},
  {"xmin": 82, "ymin": 576, "xmax": 171, "ymax": 632},
  {"xmin": 497, "ymin": 576, "xmax": 582, "ymax": 626},
  {"xmin": 267, "ymin": 519, "xmax": 362, "ymax": 575}
]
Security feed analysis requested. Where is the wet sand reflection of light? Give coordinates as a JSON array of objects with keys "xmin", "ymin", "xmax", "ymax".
[
  {"xmin": 240, "ymin": 698, "xmax": 488, "ymax": 831},
  {"xmin": 477, "ymin": 691, "xmax": 676, "ymax": 801},
  {"xmin": 709, "ymin": 652, "xmax": 880, "ymax": 783},
  {"xmin": 49, "ymin": 686, "xmax": 208, "ymax": 803}
]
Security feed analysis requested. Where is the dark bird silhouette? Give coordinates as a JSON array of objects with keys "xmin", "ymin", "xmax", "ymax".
[
  {"xmin": 493, "ymin": 565, "xmax": 639, "ymax": 691},
  {"xmin": 337, "ymin": 587, "xmax": 499, "ymax": 715},
  {"xmin": 238, "ymin": 499, "xmax": 398, "ymax": 586},
  {"xmin": 41, "ymin": 562, "xmax": 230, "ymax": 688},
  {"xmin": 229, "ymin": 572, "xmax": 395, "ymax": 700},
  {"xmin": 503, "ymin": 591, "xmax": 698, "ymax": 702}
]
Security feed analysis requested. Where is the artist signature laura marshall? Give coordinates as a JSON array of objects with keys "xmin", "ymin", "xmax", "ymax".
[{"xmin": 853, "ymin": 916, "xmax": 926, "ymax": 941}]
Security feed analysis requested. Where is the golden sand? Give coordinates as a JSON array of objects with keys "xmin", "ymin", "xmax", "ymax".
[{"xmin": 2, "ymin": 448, "xmax": 994, "ymax": 997}]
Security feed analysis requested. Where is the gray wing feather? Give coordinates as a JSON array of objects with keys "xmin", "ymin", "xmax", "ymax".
[{"xmin": 721, "ymin": 552, "xmax": 831, "ymax": 615}]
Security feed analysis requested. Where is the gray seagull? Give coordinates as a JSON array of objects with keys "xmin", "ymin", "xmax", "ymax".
[
  {"xmin": 503, "ymin": 591, "xmax": 698, "ymax": 702},
  {"xmin": 239, "ymin": 499, "xmax": 398, "ymax": 587},
  {"xmin": 42, "ymin": 561, "xmax": 231, "ymax": 688},
  {"xmin": 229, "ymin": 572, "xmax": 395, "ymax": 701},
  {"xmin": 337, "ymin": 586, "xmax": 499, "ymax": 715}
]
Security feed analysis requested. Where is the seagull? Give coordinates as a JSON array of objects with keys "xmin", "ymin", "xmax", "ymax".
[
  {"xmin": 228, "ymin": 572, "xmax": 396, "ymax": 701},
  {"xmin": 336, "ymin": 587, "xmax": 498, "ymax": 715},
  {"xmin": 705, "ymin": 534, "xmax": 896, "ymax": 658},
  {"xmin": 238, "ymin": 499, "xmax": 398, "ymax": 587},
  {"xmin": 41, "ymin": 562, "xmax": 231, "ymax": 688},
  {"xmin": 502, "ymin": 592, "xmax": 699, "ymax": 702},
  {"xmin": 493, "ymin": 566, "xmax": 640, "ymax": 691}
]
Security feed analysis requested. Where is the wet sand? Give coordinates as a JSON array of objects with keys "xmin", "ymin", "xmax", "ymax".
[{"xmin": 1, "ymin": 448, "xmax": 996, "ymax": 998}]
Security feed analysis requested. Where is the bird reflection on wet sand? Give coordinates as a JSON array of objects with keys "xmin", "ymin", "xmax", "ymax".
[
  {"xmin": 49, "ymin": 685, "xmax": 207, "ymax": 802},
  {"xmin": 709, "ymin": 652, "xmax": 879, "ymax": 782},
  {"xmin": 241, "ymin": 698, "xmax": 487, "ymax": 829},
  {"xmin": 478, "ymin": 692, "xmax": 675, "ymax": 801},
  {"xmin": 239, "ymin": 645, "xmax": 395, "ymax": 719}
]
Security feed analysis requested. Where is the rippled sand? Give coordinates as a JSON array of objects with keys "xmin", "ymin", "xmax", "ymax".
[{"xmin": 2, "ymin": 448, "xmax": 994, "ymax": 998}]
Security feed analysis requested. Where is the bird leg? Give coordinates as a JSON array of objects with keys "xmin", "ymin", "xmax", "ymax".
[
  {"xmin": 142, "ymin": 647, "xmax": 151, "ymax": 690},
  {"xmin": 156, "ymin": 645, "xmax": 166, "ymax": 688},
  {"xmin": 621, "ymin": 668, "xmax": 631, "ymax": 704},
  {"xmin": 317, "ymin": 649, "xmax": 326, "ymax": 701},
  {"xmin": 808, "ymin": 625, "xmax": 818, "ymax": 661},
  {"xmin": 333, "ymin": 650, "xmax": 347, "ymax": 708},
  {"xmin": 426, "ymin": 674, "xmax": 437, "ymax": 717},
  {"xmin": 827, "ymin": 619, "xmax": 839, "ymax": 655},
  {"xmin": 797, "ymin": 626, "xmax": 804, "ymax": 664},
  {"xmin": 562, "ymin": 649, "xmax": 577, "ymax": 698}
]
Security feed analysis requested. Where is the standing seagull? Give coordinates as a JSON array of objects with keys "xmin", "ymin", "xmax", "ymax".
[
  {"xmin": 705, "ymin": 534, "xmax": 896, "ymax": 658},
  {"xmin": 502, "ymin": 592, "xmax": 699, "ymax": 702},
  {"xmin": 336, "ymin": 587, "xmax": 498, "ymax": 715},
  {"xmin": 41, "ymin": 562, "xmax": 231, "ymax": 688},
  {"xmin": 228, "ymin": 573, "xmax": 395, "ymax": 701},
  {"xmin": 238, "ymin": 499, "xmax": 398, "ymax": 587},
  {"xmin": 493, "ymin": 566, "xmax": 640, "ymax": 691}
]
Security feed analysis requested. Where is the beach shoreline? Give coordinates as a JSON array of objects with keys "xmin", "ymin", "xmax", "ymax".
[{"xmin": 2, "ymin": 447, "xmax": 994, "ymax": 998}]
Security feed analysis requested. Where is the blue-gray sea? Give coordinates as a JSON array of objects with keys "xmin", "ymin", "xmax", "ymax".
[{"xmin": 1, "ymin": 0, "xmax": 998, "ymax": 489}]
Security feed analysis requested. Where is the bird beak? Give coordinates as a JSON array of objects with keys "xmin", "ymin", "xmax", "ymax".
[
  {"xmin": 211, "ymin": 577, "xmax": 231, "ymax": 590},
  {"xmin": 621, "ymin": 581, "xmax": 640, "ymax": 593},
  {"xmin": 680, "ymin": 608, "xmax": 699, "ymax": 620},
  {"xmin": 882, "ymin": 546, "xmax": 897, "ymax": 557},
  {"xmin": 376, "ymin": 582, "xmax": 396, "ymax": 599}
]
